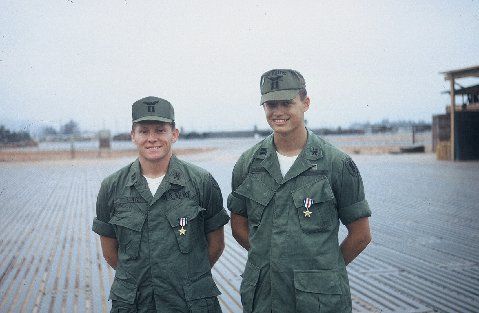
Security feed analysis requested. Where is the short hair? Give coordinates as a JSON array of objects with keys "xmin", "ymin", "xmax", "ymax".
[{"xmin": 132, "ymin": 121, "xmax": 176, "ymax": 132}]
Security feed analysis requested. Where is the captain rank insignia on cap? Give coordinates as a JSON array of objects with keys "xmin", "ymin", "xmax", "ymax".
[
  {"xmin": 261, "ymin": 70, "xmax": 287, "ymax": 88},
  {"xmin": 179, "ymin": 217, "xmax": 188, "ymax": 235},
  {"xmin": 303, "ymin": 198, "xmax": 314, "ymax": 218},
  {"xmin": 143, "ymin": 100, "xmax": 158, "ymax": 113},
  {"xmin": 265, "ymin": 72, "xmax": 286, "ymax": 90}
]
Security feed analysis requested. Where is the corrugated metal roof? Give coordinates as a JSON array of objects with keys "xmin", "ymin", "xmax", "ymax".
[{"xmin": 1, "ymin": 151, "xmax": 478, "ymax": 312}]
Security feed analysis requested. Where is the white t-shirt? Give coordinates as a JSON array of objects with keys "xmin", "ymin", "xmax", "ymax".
[
  {"xmin": 144, "ymin": 175, "xmax": 165, "ymax": 196},
  {"xmin": 276, "ymin": 151, "xmax": 299, "ymax": 177}
]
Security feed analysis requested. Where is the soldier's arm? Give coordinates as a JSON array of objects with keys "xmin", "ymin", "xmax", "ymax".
[
  {"xmin": 340, "ymin": 217, "xmax": 371, "ymax": 266},
  {"xmin": 228, "ymin": 155, "xmax": 251, "ymax": 251},
  {"xmin": 202, "ymin": 174, "xmax": 230, "ymax": 266},
  {"xmin": 206, "ymin": 227, "xmax": 225, "ymax": 266},
  {"xmin": 333, "ymin": 156, "xmax": 372, "ymax": 265},
  {"xmin": 93, "ymin": 180, "xmax": 118, "ymax": 269},
  {"xmin": 100, "ymin": 236, "xmax": 119, "ymax": 269},
  {"xmin": 231, "ymin": 213, "xmax": 250, "ymax": 251}
]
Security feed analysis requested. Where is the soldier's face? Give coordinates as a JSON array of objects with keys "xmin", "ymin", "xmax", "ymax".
[
  {"xmin": 263, "ymin": 95, "xmax": 310, "ymax": 135},
  {"xmin": 131, "ymin": 122, "xmax": 179, "ymax": 163}
]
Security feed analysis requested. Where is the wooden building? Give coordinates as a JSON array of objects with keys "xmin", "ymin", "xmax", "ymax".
[{"xmin": 433, "ymin": 66, "xmax": 479, "ymax": 160}]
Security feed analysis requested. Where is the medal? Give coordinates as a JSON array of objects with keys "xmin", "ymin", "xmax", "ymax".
[
  {"xmin": 179, "ymin": 217, "xmax": 187, "ymax": 235},
  {"xmin": 303, "ymin": 198, "xmax": 314, "ymax": 218}
]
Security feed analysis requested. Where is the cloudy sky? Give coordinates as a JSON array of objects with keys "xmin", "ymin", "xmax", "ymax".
[{"xmin": 1, "ymin": 0, "xmax": 478, "ymax": 133}]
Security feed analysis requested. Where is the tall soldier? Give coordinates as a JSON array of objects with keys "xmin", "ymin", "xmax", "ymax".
[
  {"xmin": 92, "ymin": 96, "xmax": 230, "ymax": 313},
  {"xmin": 228, "ymin": 69, "xmax": 372, "ymax": 313}
]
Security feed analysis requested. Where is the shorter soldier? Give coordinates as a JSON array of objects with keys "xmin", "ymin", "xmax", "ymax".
[
  {"xmin": 92, "ymin": 96, "xmax": 229, "ymax": 313},
  {"xmin": 228, "ymin": 69, "xmax": 372, "ymax": 313}
]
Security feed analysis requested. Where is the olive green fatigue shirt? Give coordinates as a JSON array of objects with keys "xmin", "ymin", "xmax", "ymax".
[
  {"xmin": 92, "ymin": 156, "xmax": 230, "ymax": 313},
  {"xmin": 227, "ymin": 131, "xmax": 371, "ymax": 313}
]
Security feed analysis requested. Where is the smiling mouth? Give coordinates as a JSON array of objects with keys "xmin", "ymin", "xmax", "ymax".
[
  {"xmin": 146, "ymin": 146, "xmax": 161, "ymax": 150},
  {"xmin": 272, "ymin": 118, "xmax": 289, "ymax": 124}
]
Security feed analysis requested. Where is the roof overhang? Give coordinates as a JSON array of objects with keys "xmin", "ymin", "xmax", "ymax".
[{"xmin": 441, "ymin": 65, "xmax": 479, "ymax": 80}]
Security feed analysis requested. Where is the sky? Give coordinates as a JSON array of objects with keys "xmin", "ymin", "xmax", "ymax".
[{"xmin": 1, "ymin": 0, "xmax": 478, "ymax": 134}]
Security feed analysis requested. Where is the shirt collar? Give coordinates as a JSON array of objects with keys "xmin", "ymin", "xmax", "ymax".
[
  {"xmin": 257, "ymin": 129, "xmax": 323, "ymax": 161},
  {"xmin": 164, "ymin": 155, "xmax": 187, "ymax": 187},
  {"xmin": 125, "ymin": 155, "xmax": 187, "ymax": 188},
  {"xmin": 126, "ymin": 158, "xmax": 141, "ymax": 187},
  {"xmin": 303, "ymin": 129, "xmax": 324, "ymax": 161}
]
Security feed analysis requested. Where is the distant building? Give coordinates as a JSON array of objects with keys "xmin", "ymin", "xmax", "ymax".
[
  {"xmin": 97, "ymin": 130, "xmax": 111, "ymax": 157},
  {"xmin": 98, "ymin": 130, "xmax": 111, "ymax": 149}
]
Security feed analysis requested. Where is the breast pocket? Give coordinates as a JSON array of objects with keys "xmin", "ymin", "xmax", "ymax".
[
  {"xmin": 166, "ymin": 205, "xmax": 205, "ymax": 254},
  {"xmin": 234, "ymin": 174, "xmax": 275, "ymax": 226},
  {"xmin": 292, "ymin": 177, "xmax": 337, "ymax": 233},
  {"xmin": 109, "ymin": 205, "xmax": 146, "ymax": 259}
]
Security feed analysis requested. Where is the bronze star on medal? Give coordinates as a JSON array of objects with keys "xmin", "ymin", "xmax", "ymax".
[
  {"xmin": 303, "ymin": 209, "xmax": 312, "ymax": 218},
  {"xmin": 179, "ymin": 227, "xmax": 186, "ymax": 235}
]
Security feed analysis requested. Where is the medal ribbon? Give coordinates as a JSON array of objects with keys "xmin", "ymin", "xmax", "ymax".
[
  {"xmin": 303, "ymin": 198, "xmax": 314, "ymax": 209},
  {"xmin": 179, "ymin": 217, "xmax": 187, "ymax": 227}
]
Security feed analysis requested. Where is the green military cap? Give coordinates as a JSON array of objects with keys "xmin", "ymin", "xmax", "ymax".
[
  {"xmin": 132, "ymin": 96, "xmax": 175, "ymax": 123},
  {"xmin": 260, "ymin": 69, "xmax": 306, "ymax": 105}
]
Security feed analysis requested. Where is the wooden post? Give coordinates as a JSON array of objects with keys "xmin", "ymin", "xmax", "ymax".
[
  {"xmin": 70, "ymin": 136, "xmax": 75, "ymax": 159},
  {"xmin": 412, "ymin": 125, "xmax": 416, "ymax": 145},
  {"xmin": 450, "ymin": 77, "xmax": 455, "ymax": 161}
]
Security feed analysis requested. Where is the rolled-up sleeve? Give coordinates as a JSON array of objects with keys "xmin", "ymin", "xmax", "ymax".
[
  {"xmin": 92, "ymin": 217, "xmax": 116, "ymax": 238},
  {"xmin": 92, "ymin": 180, "xmax": 116, "ymax": 238},
  {"xmin": 336, "ymin": 157, "xmax": 371, "ymax": 225},
  {"xmin": 203, "ymin": 174, "xmax": 230, "ymax": 234},
  {"xmin": 227, "ymin": 193, "xmax": 247, "ymax": 217},
  {"xmin": 227, "ymin": 159, "xmax": 248, "ymax": 217}
]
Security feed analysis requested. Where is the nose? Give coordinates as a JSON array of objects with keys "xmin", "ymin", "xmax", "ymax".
[
  {"xmin": 270, "ymin": 105, "xmax": 286, "ymax": 116},
  {"xmin": 147, "ymin": 132, "xmax": 158, "ymax": 142}
]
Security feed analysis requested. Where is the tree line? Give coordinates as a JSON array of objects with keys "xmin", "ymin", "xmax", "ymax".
[{"xmin": 0, "ymin": 125, "xmax": 32, "ymax": 144}]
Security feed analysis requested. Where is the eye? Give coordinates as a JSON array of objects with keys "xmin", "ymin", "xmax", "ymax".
[{"xmin": 265, "ymin": 102, "xmax": 277, "ymax": 109}]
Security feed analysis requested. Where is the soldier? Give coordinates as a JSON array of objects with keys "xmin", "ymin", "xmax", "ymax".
[
  {"xmin": 228, "ymin": 69, "xmax": 372, "ymax": 313},
  {"xmin": 92, "ymin": 96, "xmax": 230, "ymax": 313}
]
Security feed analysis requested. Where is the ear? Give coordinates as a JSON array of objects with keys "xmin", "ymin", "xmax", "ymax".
[
  {"xmin": 130, "ymin": 129, "xmax": 136, "ymax": 144},
  {"xmin": 171, "ymin": 128, "xmax": 179, "ymax": 143},
  {"xmin": 302, "ymin": 97, "xmax": 310, "ymax": 112}
]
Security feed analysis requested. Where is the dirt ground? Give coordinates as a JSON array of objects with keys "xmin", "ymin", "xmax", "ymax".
[
  {"xmin": 0, "ymin": 147, "xmax": 216, "ymax": 162},
  {"xmin": 0, "ymin": 131, "xmax": 433, "ymax": 162}
]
